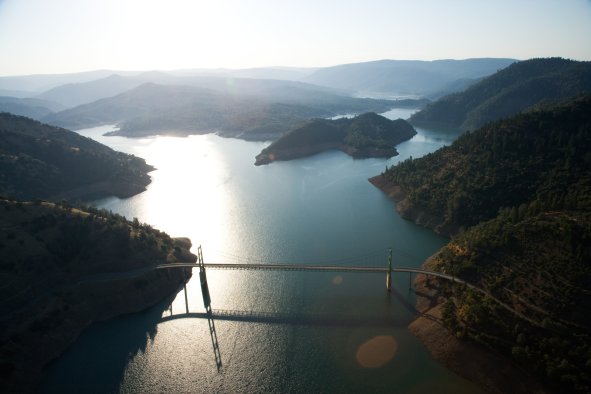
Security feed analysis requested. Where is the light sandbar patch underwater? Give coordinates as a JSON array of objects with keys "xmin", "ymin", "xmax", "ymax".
[{"xmin": 356, "ymin": 335, "xmax": 398, "ymax": 368}]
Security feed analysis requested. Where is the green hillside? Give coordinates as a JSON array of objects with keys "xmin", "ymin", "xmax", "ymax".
[
  {"xmin": 376, "ymin": 96, "xmax": 591, "ymax": 392},
  {"xmin": 0, "ymin": 113, "xmax": 153, "ymax": 201},
  {"xmin": 428, "ymin": 208, "xmax": 591, "ymax": 393},
  {"xmin": 410, "ymin": 58, "xmax": 591, "ymax": 130},
  {"xmin": 381, "ymin": 95, "xmax": 591, "ymax": 232}
]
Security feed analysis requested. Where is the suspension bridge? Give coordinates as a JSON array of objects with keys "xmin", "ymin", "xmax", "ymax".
[
  {"xmin": 152, "ymin": 246, "xmax": 550, "ymax": 371},
  {"xmin": 156, "ymin": 246, "xmax": 468, "ymax": 314},
  {"xmin": 156, "ymin": 245, "xmax": 457, "ymax": 371}
]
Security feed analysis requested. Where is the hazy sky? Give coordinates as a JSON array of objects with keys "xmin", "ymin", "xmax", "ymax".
[{"xmin": 0, "ymin": 0, "xmax": 590, "ymax": 76}]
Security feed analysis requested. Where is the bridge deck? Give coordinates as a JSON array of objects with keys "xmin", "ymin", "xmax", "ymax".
[
  {"xmin": 205, "ymin": 263, "xmax": 388, "ymax": 273},
  {"xmin": 154, "ymin": 261, "xmax": 544, "ymax": 329},
  {"xmin": 156, "ymin": 262, "xmax": 464, "ymax": 283}
]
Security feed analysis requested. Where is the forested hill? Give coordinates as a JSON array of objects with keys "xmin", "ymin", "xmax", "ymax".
[
  {"xmin": 255, "ymin": 112, "xmax": 416, "ymax": 165},
  {"xmin": 409, "ymin": 58, "xmax": 591, "ymax": 130},
  {"xmin": 0, "ymin": 113, "xmax": 154, "ymax": 200},
  {"xmin": 380, "ymin": 95, "xmax": 591, "ymax": 392},
  {"xmin": 428, "ymin": 208, "xmax": 591, "ymax": 393},
  {"xmin": 377, "ymin": 94, "xmax": 591, "ymax": 233},
  {"xmin": 0, "ymin": 199, "xmax": 194, "ymax": 391}
]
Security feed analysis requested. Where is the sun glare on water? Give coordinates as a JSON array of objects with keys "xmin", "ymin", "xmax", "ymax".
[
  {"xmin": 137, "ymin": 135, "xmax": 232, "ymax": 255},
  {"xmin": 81, "ymin": 127, "xmax": 258, "ymax": 314},
  {"xmin": 127, "ymin": 135, "xmax": 249, "ymax": 314}
]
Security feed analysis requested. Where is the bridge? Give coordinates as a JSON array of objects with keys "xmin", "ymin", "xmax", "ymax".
[
  {"xmin": 157, "ymin": 245, "xmax": 452, "ymax": 371},
  {"xmin": 66, "ymin": 244, "xmax": 535, "ymax": 335},
  {"xmin": 154, "ymin": 246, "xmax": 542, "ymax": 371},
  {"xmin": 155, "ymin": 246, "xmax": 471, "ymax": 317},
  {"xmin": 159, "ymin": 246, "xmax": 537, "ymax": 330},
  {"xmin": 150, "ymin": 246, "xmax": 570, "ymax": 372},
  {"xmin": 160, "ymin": 262, "xmax": 463, "ymax": 280}
]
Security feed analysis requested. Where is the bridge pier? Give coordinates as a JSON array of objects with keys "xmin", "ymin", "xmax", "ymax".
[{"xmin": 197, "ymin": 246, "xmax": 213, "ymax": 314}]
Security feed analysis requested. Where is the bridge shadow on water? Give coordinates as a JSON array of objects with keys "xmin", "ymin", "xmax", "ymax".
[
  {"xmin": 161, "ymin": 305, "xmax": 413, "ymax": 328},
  {"xmin": 42, "ymin": 284, "xmax": 426, "ymax": 392},
  {"xmin": 159, "ymin": 286, "xmax": 423, "ymax": 372}
]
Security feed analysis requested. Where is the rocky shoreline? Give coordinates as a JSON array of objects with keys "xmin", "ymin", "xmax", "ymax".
[
  {"xmin": 48, "ymin": 178, "xmax": 154, "ymax": 202},
  {"xmin": 368, "ymin": 174, "xmax": 459, "ymax": 236},
  {"xmin": 410, "ymin": 256, "xmax": 549, "ymax": 394},
  {"xmin": 255, "ymin": 112, "xmax": 416, "ymax": 166},
  {"xmin": 255, "ymin": 143, "xmax": 398, "ymax": 165},
  {"xmin": 369, "ymin": 175, "xmax": 549, "ymax": 392},
  {"xmin": 0, "ymin": 238, "xmax": 195, "ymax": 393}
]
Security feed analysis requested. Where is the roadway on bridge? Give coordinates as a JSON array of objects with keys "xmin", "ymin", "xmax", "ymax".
[{"xmin": 157, "ymin": 262, "xmax": 466, "ymax": 285}]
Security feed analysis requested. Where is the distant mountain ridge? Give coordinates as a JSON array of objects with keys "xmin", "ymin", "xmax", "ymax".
[
  {"xmin": 35, "ymin": 72, "xmax": 175, "ymax": 108},
  {"xmin": 303, "ymin": 58, "xmax": 516, "ymax": 96},
  {"xmin": 35, "ymin": 72, "xmax": 361, "ymax": 109},
  {"xmin": 0, "ymin": 69, "xmax": 142, "ymax": 94},
  {"xmin": 42, "ymin": 83, "xmax": 399, "ymax": 140},
  {"xmin": 410, "ymin": 57, "xmax": 591, "ymax": 130},
  {"xmin": 0, "ymin": 58, "xmax": 523, "ymax": 138},
  {"xmin": 0, "ymin": 58, "xmax": 516, "ymax": 108},
  {"xmin": 0, "ymin": 96, "xmax": 65, "ymax": 119}
]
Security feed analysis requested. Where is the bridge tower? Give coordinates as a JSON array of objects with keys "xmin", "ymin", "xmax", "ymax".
[
  {"xmin": 197, "ymin": 246, "xmax": 213, "ymax": 314},
  {"xmin": 386, "ymin": 248, "xmax": 392, "ymax": 292}
]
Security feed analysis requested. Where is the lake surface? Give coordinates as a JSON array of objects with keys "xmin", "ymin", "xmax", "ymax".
[{"xmin": 42, "ymin": 109, "xmax": 482, "ymax": 393}]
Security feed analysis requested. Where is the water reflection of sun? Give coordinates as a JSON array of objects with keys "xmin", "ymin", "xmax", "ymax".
[
  {"xmin": 131, "ymin": 135, "xmax": 236, "ymax": 314},
  {"xmin": 139, "ymin": 136, "xmax": 230, "ymax": 255}
]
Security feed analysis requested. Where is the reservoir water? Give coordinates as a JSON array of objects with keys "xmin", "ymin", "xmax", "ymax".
[{"xmin": 42, "ymin": 109, "xmax": 482, "ymax": 393}]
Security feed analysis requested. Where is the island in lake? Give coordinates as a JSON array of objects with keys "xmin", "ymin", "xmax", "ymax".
[{"xmin": 254, "ymin": 112, "xmax": 416, "ymax": 165}]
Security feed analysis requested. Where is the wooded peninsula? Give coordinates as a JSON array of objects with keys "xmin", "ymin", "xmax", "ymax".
[{"xmin": 255, "ymin": 112, "xmax": 416, "ymax": 165}]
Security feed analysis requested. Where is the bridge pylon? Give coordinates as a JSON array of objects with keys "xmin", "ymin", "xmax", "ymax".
[{"xmin": 197, "ymin": 246, "xmax": 213, "ymax": 314}]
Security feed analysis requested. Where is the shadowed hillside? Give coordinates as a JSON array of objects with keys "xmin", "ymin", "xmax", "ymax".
[
  {"xmin": 377, "ymin": 95, "xmax": 591, "ymax": 233},
  {"xmin": 0, "ymin": 199, "xmax": 195, "ymax": 392},
  {"xmin": 419, "ymin": 208, "xmax": 591, "ymax": 393},
  {"xmin": 0, "ymin": 113, "xmax": 153, "ymax": 201},
  {"xmin": 373, "ymin": 96, "xmax": 591, "ymax": 392}
]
